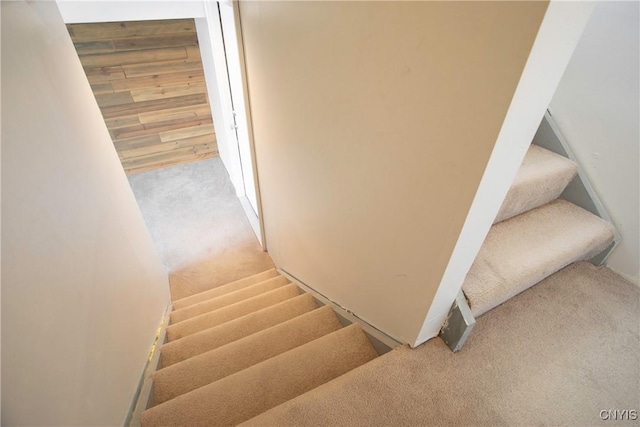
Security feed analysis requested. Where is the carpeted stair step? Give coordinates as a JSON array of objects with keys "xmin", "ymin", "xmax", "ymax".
[
  {"xmin": 494, "ymin": 144, "xmax": 577, "ymax": 224},
  {"xmin": 160, "ymin": 293, "xmax": 318, "ymax": 368},
  {"xmin": 172, "ymin": 269, "xmax": 280, "ymax": 311},
  {"xmin": 153, "ymin": 306, "xmax": 344, "ymax": 404},
  {"xmin": 166, "ymin": 284, "xmax": 301, "ymax": 342},
  {"xmin": 170, "ymin": 276, "xmax": 290, "ymax": 324},
  {"xmin": 463, "ymin": 199, "xmax": 615, "ymax": 317},
  {"xmin": 141, "ymin": 324, "xmax": 379, "ymax": 427}
]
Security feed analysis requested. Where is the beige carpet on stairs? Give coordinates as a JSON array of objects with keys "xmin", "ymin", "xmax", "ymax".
[
  {"xmin": 172, "ymin": 269, "xmax": 279, "ymax": 311},
  {"xmin": 142, "ymin": 324, "xmax": 379, "ymax": 427},
  {"xmin": 161, "ymin": 293, "xmax": 318, "ymax": 367},
  {"xmin": 166, "ymin": 284, "xmax": 301, "ymax": 341},
  {"xmin": 494, "ymin": 144, "xmax": 577, "ymax": 223},
  {"xmin": 463, "ymin": 199, "xmax": 615, "ymax": 317},
  {"xmin": 242, "ymin": 262, "xmax": 639, "ymax": 426},
  {"xmin": 170, "ymin": 275, "xmax": 290, "ymax": 323},
  {"xmin": 153, "ymin": 306, "xmax": 343, "ymax": 404}
]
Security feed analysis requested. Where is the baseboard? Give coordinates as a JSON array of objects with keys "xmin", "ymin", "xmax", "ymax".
[
  {"xmin": 126, "ymin": 303, "xmax": 172, "ymax": 427},
  {"xmin": 277, "ymin": 268, "xmax": 401, "ymax": 354}
]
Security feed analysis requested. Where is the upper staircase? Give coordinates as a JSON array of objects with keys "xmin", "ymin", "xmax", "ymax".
[
  {"xmin": 462, "ymin": 144, "xmax": 615, "ymax": 317},
  {"xmin": 140, "ymin": 270, "xmax": 381, "ymax": 426}
]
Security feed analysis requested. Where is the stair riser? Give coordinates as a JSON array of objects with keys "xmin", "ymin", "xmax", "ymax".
[
  {"xmin": 172, "ymin": 269, "xmax": 279, "ymax": 310},
  {"xmin": 166, "ymin": 284, "xmax": 301, "ymax": 341},
  {"xmin": 170, "ymin": 276, "xmax": 290, "ymax": 324},
  {"xmin": 160, "ymin": 294, "xmax": 318, "ymax": 368},
  {"xmin": 153, "ymin": 306, "xmax": 343, "ymax": 404},
  {"xmin": 141, "ymin": 325, "xmax": 378, "ymax": 427},
  {"xmin": 495, "ymin": 145, "xmax": 577, "ymax": 223}
]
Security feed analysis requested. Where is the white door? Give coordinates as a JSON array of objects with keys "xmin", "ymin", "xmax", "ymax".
[{"xmin": 218, "ymin": 1, "xmax": 259, "ymax": 215}]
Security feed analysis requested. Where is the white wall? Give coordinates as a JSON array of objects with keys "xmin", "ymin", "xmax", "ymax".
[
  {"xmin": 56, "ymin": 0, "xmax": 205, "ymax": 23},
  {"xmin": 549, "ymin": 1, "xmax": 639, "ymax": 285},
  {"xmin": 1, "ymin": 2, "xmax": 170, "ymax": 425},
  {"xmin": 240, "ymin": 1, "xmax": 548, "ymax": 346}
]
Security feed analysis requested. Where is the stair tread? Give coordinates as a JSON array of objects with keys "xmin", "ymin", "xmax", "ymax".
[
  {"xmin": 160, "ymin": 293, "xmax": 318, "ymax": 367},
  {"xmin": 142, "ymin": 324, "xmax": 378, "ymax": 427},
  {"xmin": 172, "ymin": 269, "xmax": 280, "ymax": 310},
  {"xmin": 170, "ymin": 276, "xmax": 290, "ymax": 324},
  {"xmin": 464, "ymin": 199, "xmax": 614, "ymax": 317},
  {"xmin": 495, "ymin": 144, "xmax": 577, "ymax": 223},
  {"xmin": 153, "ymin": 306, "xmax": 343, "ymax": 404},
  {"xmin": 166, "ymin": 284, "xmax": 301, "ymax": 341}
]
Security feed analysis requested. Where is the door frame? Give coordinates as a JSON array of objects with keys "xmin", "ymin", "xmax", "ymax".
[{"xmin": 56, "ymin": 0, "xmax": 265, "ymax": 247}]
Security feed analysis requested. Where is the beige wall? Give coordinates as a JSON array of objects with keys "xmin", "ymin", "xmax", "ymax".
[
  {"xmin": 1, "ymin": 1, "xmax": 170, "ymax": 425},
  {"xmin": 240, "ymin": 1, "xmax": 548, "ymax": 344}
]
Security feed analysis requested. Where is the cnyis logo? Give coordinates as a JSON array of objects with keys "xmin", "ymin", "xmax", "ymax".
[{"xmin": 599, "ymin": 409, "xmax": 638, "ymax": 421}]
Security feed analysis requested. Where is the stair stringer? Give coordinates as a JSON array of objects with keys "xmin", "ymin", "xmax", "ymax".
[
  {"xmin": 533, "ymin": 111, "xmax": 621, "ymax": 264},
  {"xmin": 277, "ymin": 269, "xmax": 401, "ymax": 355}
]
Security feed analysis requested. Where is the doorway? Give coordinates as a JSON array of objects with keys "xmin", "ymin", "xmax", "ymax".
[{"xmin": 58, "ymin": 0, "xmax": 262, "ymax": 243}]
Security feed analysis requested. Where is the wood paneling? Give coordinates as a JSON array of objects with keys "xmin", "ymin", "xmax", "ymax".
[{"xmin": 68, "ymin": 19, "xmax": 217, "ymax": 174}]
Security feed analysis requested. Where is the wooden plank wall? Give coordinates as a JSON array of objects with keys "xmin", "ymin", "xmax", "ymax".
[{"xmin": 67, "ymin": 19, "xmax": 218, "ymax": 175}]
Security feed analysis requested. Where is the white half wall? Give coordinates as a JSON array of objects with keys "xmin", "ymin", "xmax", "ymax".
[
  {"xmin": 417, "ymin": 0, "xmax": 595, "ymax": 344},
  {"xmin": 1, "ymin": 2, "xmax": 170, "ymax": 424},
  {"xmin": 549, "ymin": 1, "xmax": 639, "ymax": 285}
]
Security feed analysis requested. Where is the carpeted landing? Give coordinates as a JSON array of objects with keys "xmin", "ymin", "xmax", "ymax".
[
  {"xmin": 128, "ymin": 158, "xmax": 274, "ymax": 301},
  {"xmin": 141, "ymin": 270, "xmax": 380, "ymax": 426},
  {"xmin": 243, "ymin": 262, "xmax": 639, "ymax": 426}
]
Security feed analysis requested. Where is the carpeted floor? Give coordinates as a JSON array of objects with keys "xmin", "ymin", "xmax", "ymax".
[
  {"xmin": 129, "ymin": 158, "xmax": 638, "ymax": 425},
  {"xmin": 244, "ymin": 261, "xmax": 640, "ymax": 426},
  {"xmin": 128, "ymin": 158, "xmax": 273, "ymax": 300}
]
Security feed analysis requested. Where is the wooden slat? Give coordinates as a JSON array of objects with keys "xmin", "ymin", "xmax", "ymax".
[
  {"xmin": 122, "ymin": 143, "xmax": 217, "ymax": 175},
  {"xmin": 119, "ymin": 133, "xmax": 216, "ymax": 159},
  {"xmin": 74, "ymin": 40, "xmax": 115, "ymax": 55},
  {"xmin": 85, "ymin": 66, "xmax": 126, "ymax": 83},
  {"xmin": 113, "ymin": 34, "xmax": 199, "ymax": 51},
  {"xmin": 68, "ymin": 19, "xmax": 196, "ymax": 42},
  {"xmin": 113, "ymin": 134, "xmax": 163, "ymax": 151},
  {"xmin": 112, "ymin": 116, "xmax": 213, "ymax": 141},
  {"xmin": 79, "ymin": 47, "xmax": 187, "ymax": 68},
  {"xmin": 186, "ymin": 45, "xmax": 202, "ymax": 61},
  {"xmin": 130, "ymin": 82, "xmax": 206, "ymax": 102},
  {"xmin": 138, "ymin": 104, "xmax": 211, "ymax": 124},
  {"xmin": 90, "ymin": 82, "xmax": 114, "ymax": 95},
  {"xmin": 122, "ymin": 59, "xmax": 203, "ymax": 78},
  {"xmin": 95, "ymin": 91, "xmax": 134, "ymax": 107},
  {"xmin": 110, "ymin": 70, "xmax": 204, "ymax": 92},
  {"xmin": 160, "ymin": 124, "xmax": 215, "ymax": 142},
  {"xmin": 144, "ymin": 115, "xmax": 213, "ymax": 132},
  {"xmin": 105, "ymin": 114, "xmax": 141, "ymax": 130},
  {"xmin": 100, "ymin": 93, "xmax": 207, "ymax": 119}
]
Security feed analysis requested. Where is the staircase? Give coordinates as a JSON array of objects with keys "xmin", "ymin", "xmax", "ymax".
[
  {"xmin": 462, "ymin": 144, "xmax": 615, "ymax": 317},
  {"xmin": 140, "ymin": 270, "xmax": 380, "ymax": 426}
]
